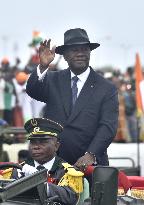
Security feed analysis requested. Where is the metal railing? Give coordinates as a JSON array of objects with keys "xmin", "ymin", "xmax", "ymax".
[{"xmin": 0, "ymin": 127, "xmax": 26, "ymax": 136}]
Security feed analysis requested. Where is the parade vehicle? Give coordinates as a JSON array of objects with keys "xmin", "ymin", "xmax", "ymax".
[
  {"xmin": 0, "ymin": 127, "xmax": 144, "ymax": 205},
  {"xmin": 0, "ymin": 163, "xmax": 144, "ymax": 205},
  {"xmin": 0, "ymin": 164, "xmax": 50, "ymax": 205}
]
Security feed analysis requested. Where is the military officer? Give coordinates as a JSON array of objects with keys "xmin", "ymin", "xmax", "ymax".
[{"xmin": 13, "ymin": 118, "xmax": 84, "ymax": 205}]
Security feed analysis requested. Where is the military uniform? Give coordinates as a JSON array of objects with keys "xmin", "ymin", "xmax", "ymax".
[
  {"xmin": 12, "ymin": 156, "xmax": 82, "ymax": 205},
  {"xmin": 12, "ymin": 118, "xmax": 84, "ymax": 205}
]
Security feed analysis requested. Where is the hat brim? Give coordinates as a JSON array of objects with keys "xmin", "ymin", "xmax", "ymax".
[{"xmin": 55, "ymin": 42, "xmax": 100, "ymax": 55}]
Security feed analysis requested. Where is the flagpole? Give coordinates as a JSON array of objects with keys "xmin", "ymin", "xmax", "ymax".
[{"xmin": 136, "ymin": 115, "xmax": 141, "ymax": 176}]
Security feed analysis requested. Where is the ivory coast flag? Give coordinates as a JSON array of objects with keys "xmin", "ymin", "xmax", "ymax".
[{"xmin": 135, "ymin": 53, "xmax": 144, "ymax": 116}]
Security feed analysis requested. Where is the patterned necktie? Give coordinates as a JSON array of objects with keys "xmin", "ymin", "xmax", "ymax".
[
  {"xmin": 72, "ymin": 76, "xmax": 79, "ymax": 105},
  {"xmin": 36, "ymin": 165, "xmax": 46, "ymax": 171}
]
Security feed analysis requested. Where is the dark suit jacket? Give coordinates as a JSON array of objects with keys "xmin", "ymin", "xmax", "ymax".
[{"xmin": 26, "ymin": 67, "xmax": 119, "ymax": 165}]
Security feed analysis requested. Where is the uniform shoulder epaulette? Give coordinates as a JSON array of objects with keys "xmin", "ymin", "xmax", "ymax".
[
  {"xmin": 58, "ymin": 163, "xmax": 84, "ymax": 194},
  {"xmin": 62, "ymin": 163, "xmax": 84, "ymax": 176},
  {"xmin": 0, "ymin": 168, "xmax": 13, "ymax": 179}
]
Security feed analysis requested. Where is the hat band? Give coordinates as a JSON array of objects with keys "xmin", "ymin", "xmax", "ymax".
[
  {"xmin": 30, "ymin": 131, "xmax": 58, "ymax": 137},
  {"xmin": 65, "ymin": 37, "xmax": 90, "ymax": 45}
]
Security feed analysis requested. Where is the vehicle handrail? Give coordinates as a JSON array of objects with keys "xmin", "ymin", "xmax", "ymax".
[
  {"xmin": 0, "ymin": 127, "xmax": 26, "ymax": 135},
  {"xmin": 109, "ymin": 157, "xmax": 135, "ymax": 167}
]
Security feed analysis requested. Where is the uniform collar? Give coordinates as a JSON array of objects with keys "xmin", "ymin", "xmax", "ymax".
[{"xmin": 34, "ymin": 157, "xmax": 55, "ymax": 170}]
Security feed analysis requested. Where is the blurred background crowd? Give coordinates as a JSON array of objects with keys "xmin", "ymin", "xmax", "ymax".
[{"xmin": 0, "ymin": 31, "xmax": 144, "ymax": 147}]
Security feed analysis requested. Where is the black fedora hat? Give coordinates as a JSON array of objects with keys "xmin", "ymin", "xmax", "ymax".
[{"xmin": 55, "ymin": 28, "xmax": 100, "ymax": 55}]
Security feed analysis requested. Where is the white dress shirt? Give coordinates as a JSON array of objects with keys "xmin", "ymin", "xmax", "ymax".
[
  {"xmin": 70, "ymin": 67, "xmax": 90, "ymax": 97},
  {"xmin": 21, "ymin": 157, "xmax": 56, "ymax": 196},
  {"xmin": 37, "ymin": 65, "xmax": 48, "ymax": 80},
  {"xmin": 37, "ymin": 65, "xmax": 90, "ymax": 97},
  {"xmin": 34, "ymin": 157, "xmax": 55, "ymax": 171}
]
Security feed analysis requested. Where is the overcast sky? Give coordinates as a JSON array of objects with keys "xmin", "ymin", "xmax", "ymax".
[{"xmin": 0, "ymin": 0, "xmax": 144, "ymax": 72}]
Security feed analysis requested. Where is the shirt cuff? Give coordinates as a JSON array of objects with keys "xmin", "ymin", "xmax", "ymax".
[{"xmin": 37, "ymin": 64, "xmax": 48, "ymax": 81}]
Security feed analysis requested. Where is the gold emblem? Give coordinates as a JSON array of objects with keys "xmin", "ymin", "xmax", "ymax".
[
  {"xmin": 31, "ymin": 119, "xmax": 37, "ymax": 126},
  {"xmin": 33, "ymin": 127, "xmax": 40, "ymax": 132}
]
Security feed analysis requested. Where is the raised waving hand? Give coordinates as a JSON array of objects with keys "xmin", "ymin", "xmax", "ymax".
[{"xmin": 39, "ymin": 39, "xmax": 56, "ymax": 72}]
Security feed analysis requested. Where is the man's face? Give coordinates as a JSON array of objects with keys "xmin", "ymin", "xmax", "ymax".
[
  {"xmin": 63, "ymin": 44, "xmax": 91, "ymax": 75},
  {"xmin": 29, "ymin": 136, "xmax": 60, "ymax": 164}
]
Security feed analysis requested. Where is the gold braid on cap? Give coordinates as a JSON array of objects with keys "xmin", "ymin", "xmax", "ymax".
[
  {"xmin": 41, "ymin": 118, "xmax": 63, "ymax": 129},
  {"xmin": 31, "ymin": 131, "xmax": 57, "ymax": 136}
]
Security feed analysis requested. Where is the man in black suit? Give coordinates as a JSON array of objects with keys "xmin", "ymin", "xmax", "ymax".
[{"xmin": 26, "ymin": 28, "xmax": 119, "ymax": 170}]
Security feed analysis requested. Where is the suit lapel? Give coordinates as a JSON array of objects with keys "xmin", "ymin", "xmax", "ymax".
[
  {"xmin": 59, "ymin": 69, "xmax": 72, "ymax": 117},
  {"xmin": 68, "ymin": 68, "xmax": 97, "ymax": 122}
]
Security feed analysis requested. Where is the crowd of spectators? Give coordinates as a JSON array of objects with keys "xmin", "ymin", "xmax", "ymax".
[
  {"xmin": 0, "ymin": 50, "xmax": 45, "ymax": 144},
  {"xmin": 97, "ymin": 66, "xmax": 144, "ymax": 143}
]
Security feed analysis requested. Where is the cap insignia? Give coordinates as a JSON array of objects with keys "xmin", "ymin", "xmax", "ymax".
[
  {"xmin": 31, "ymin": 119, "xmax": 37, "ymax": 126},
  {"xmin": 33, "ymin": 127, "xmax": 40, "ymax": 132}
]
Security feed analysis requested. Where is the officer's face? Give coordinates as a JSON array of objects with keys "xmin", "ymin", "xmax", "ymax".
[
  {"xmin": 29, "ymin": 137, "xmax": 60, "ymax": 164},
  {"xmin": 63, "ymin": 44, "xmax": 91, "ymax": 75}
]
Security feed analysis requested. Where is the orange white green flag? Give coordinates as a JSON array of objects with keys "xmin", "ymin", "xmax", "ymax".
[{"xmin": 135, "ymin": 53, "xmax": 144, "ymax": 116}]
